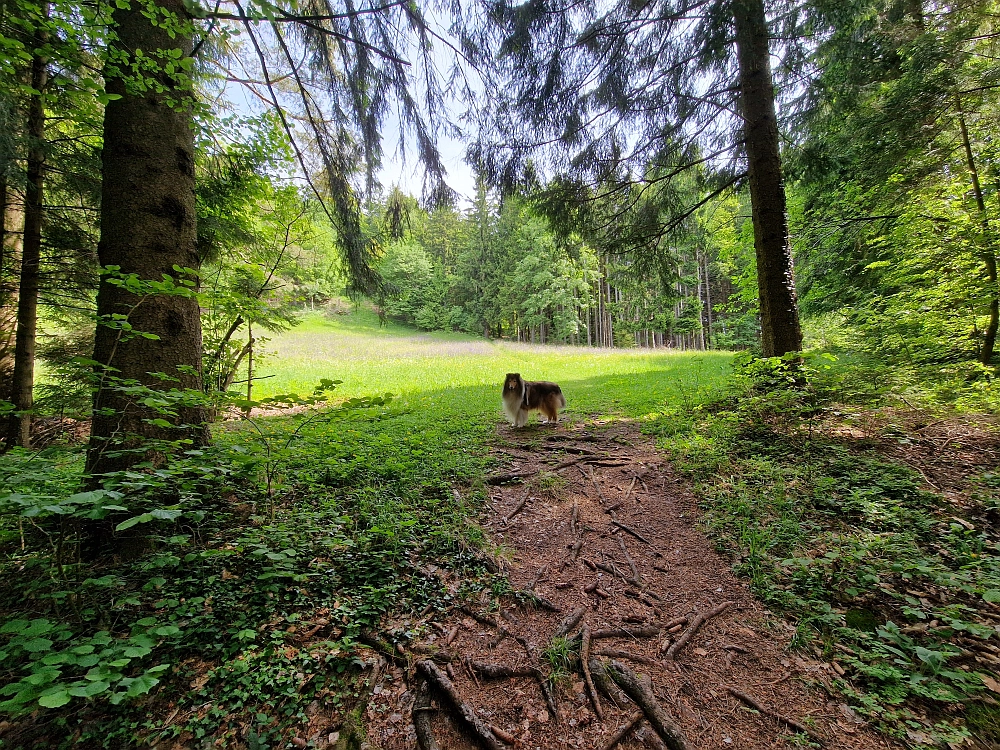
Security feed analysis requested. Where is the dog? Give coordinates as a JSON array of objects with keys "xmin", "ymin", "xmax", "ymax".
[{"xmin": 502, "ymin": 373, "xmax": 566, "ymax": 427}]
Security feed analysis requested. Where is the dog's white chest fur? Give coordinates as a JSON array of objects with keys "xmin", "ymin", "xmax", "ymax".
[{"xmin": 502, "ymin": 385, "xmax": 526, "ymax": 427}]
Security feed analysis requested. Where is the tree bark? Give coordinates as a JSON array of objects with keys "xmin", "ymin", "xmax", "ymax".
[
  {"xmin": 956, "ymin": 104, "xmax": 998, "ymax": 365},
  {"xmin": 86, "ymin": 0, "xmax": 206, "ymax": 481},
  {"xmin": 733, "ymin": 0, "xmax": 803, "ymax": 357},
  {"xmin": 0, "ymin": 175, "xmax": 20, "ymax": 404},
  {"xmin": 6, "ymin": 24, "xmax": 47, "ymax": 448}
]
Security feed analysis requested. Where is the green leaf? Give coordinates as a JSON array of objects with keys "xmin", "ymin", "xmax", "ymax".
[
  {"xmin": 38, "ymin": 690, "xmax": 72, "ymax": 708},
  {"xmin": 69, "ymin": 681, "xmax": 109, "ymax": 698},
  {"xmin": 126, "ymin": 674, "xmax": 160, "ymax": 697},
  {"xmin": 983, "ymin": 590, "xmax": 1000, "ymax": 603},
  {"xmin": 22, "ymin": 637, "xmax": 54, "ymax": 653},
  {"xmin": 115, "ymin": 513, "xmax": 153, "ymax": 531}
]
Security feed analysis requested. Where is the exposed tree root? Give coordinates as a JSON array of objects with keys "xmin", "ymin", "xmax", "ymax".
[
  {"xmin": 617, "ymin": 534, "xmax": 639, "ymax": 582},
  {"xmin": 553, "ymin": 606, "xmax": 587, "ymax": 639},
  {"xmin": 580, "ymin": 625, "xmax": 605, "ymax": 720},
  {"xmin": 465, "ymin": 661, "xmax": 538, "ymax": 680},
  {"xmin": 594, "ymin": 648, "xmax": 659, "ymax": 666},
  {"xmin": 600, "ymin": 658, "xmax": 689, "ymax": 750},
  {"xmin": 588, "ymin": 656, "xmax": 631, "ymax": 709},
  {"xmin": 417, "ymin": 660, "xmax": 506, "ymax": 750},
  {"xmin": 726, "ymin": 686, "xmax": 826, "ymax": 745},
  {"xmin": 503, "ymin": 488, "xmax": 532, "ymax": 523},
  {"xmin": 622, "ymin": 476, "xmax": 638, "ymax": 504},
  {"xmin": 599, "ymin": 711, "xmax": 645, "ymax": 750},
  {"xmin": 664, "ymin": 601, "xmax": 732, "ymax": 662},
  {"xmin": 591, "ymin": 625, "xmax": 662, "ymax": 640},
  {"xmin": 487, "ymin": 457, "xmax": 585, "ymax": 484},
  {"xmin": 611, "ymin": 520, "xmax": 652, "ymax": 545},
  {"xmin": 413, "ymin": 679, "xmax": 442, "ymax": 750}
]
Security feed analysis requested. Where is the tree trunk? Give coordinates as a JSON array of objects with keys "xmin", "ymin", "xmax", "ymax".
[
  {"xmin": 6, "ymin": 30, "xmax": 47, "ymax": 449},
  {"xmin": 703, "ymin": 251, "xmax": 714, "ymax": 349},
  {"xmin": 0, "ymin": 175, "xmax": 20, "ymax": 404},
  {"xmin": 86, "ymin": 0, "xmax": 206, "ymax": 482},
  {"xmin": 733, "ymin": 0, "xmax": 803, "ymax": 357},
  {"xmin": 956, "ymin": 104, "xmax": 998, "ymax": 365}
]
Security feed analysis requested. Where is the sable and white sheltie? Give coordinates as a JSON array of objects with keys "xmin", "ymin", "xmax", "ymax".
[{"xmin": 502, "ymin": 373, "xmax": 566, "ymax": 427}]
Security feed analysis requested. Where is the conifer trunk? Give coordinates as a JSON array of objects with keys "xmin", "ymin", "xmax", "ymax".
[
  {"xmin": 6, "ymin": 31, "xmax": 46, "ymax": 448},
  {"xmin": 956, "ymin": 104, "xmax": 998, "ymax": 365},
  {"xmin": 86, "ymin": 0, "xmax": 206, "ymax": 480},
  {"xmin": 0, "ymin": 176, "xmax": 19, "ymax": 404},
  {"xmin": 733, "ymin": 0, "xmax": 803, "ymax": 357}
]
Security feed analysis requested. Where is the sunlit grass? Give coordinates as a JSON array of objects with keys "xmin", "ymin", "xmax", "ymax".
[{"xmin": 254, "ymin": 309, "xmax": 733, "ymax": 420}]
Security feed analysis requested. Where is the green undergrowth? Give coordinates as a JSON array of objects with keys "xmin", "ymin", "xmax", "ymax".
[
  {"xmin": 0, "ymin": 394, "xmax": 501, "ymax": 749},
  {"xmin": 0, "ymin": 312, "xmax": 732, "ymax": 749},
  {"xmin": 652, "ymin": 352, "xmax": 1000, "ymax": 748}
]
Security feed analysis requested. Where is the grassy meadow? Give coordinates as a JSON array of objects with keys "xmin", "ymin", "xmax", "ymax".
[{"xmin": 255, "ymin": 307, "xmax": 733, "ymax": 421}]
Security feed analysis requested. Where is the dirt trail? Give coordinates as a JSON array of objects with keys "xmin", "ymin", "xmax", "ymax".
[{"xmin": 362, "ymin": 420, "xmax": 899, "ymax": 750}]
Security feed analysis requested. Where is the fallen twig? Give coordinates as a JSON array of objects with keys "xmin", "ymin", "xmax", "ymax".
[
  {"xmin": 581, "ymin": 625, "xmax": 605, "ymax": 720},
  {"xmin": 611, "ymin": 520, "xmax": 652, "ymax": 545},
  {"xmin": 417, "ymin": 660, "xmax": 505, "ymax": 749},
  {"xmin": 726, "ymin": 686, "xmax": 826, "ymax": 745},
  {"xmin": 600, "ymin": 711, "xmax": 645, "ymax": 750},
  {"xmin": 664, "ymin": 601, "xmax": 732, "ymax": 662},
  {"xmin": 596, "ymin": 560, "xmax": 629, "ymax": 581},
  {"xmin": 413, "ymin": 679, "xmax": 442, "ymax": 750},
  {"xmin": 602, "ymin": 659, "xmax": 688, "ymax": 750}
]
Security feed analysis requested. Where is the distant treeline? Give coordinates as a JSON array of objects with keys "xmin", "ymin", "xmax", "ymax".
[{"xmin": 371, "ymin": 186, "xmax": 759, "ymax": 351}]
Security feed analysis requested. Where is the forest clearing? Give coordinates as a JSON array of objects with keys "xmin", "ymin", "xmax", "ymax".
[
  {"xmin": 3, "ymin": 310, "xmax": 1000, "ymax": 749},
  {"xmin": 3, "ymin": 0, "xmax": 1000, "ymax": 748}
]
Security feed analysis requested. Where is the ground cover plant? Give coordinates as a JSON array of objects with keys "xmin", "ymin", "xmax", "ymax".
[
  {"xmin": 656, "ymin": 352, "xmax": 1000, "ymax": 747},
  {"xmin": 0, "ymin": 308, "xmax": 730, "ymax": 748}
]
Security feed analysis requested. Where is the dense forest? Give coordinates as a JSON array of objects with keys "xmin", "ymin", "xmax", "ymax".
[{"xmin": 1, "ymin": 0, "xmax": 1000, "ymax": 748}]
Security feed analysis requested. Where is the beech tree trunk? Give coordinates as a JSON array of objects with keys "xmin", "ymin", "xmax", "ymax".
[
  {"xmin": 733, "ymin": 0, "xmax": 803, "ymax": 357},
  {"xmin": 6, "ymin": 32, "xmax": 46, "ymax": 448},
  {"xmin": 86, "ymin": 0, "xmax": 207, "ymax": 481}
]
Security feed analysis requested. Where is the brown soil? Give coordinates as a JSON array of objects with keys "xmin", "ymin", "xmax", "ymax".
[{"xmin": 359, "ymin": 419, "xmax": 901, "ymax": 750}]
